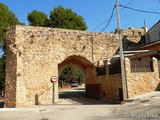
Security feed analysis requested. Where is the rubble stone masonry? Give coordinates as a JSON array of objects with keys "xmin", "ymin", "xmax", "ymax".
[
  {"xmin": 5, "ymin": 25, "xmax": 119, "ymax": 107},
  {"xmin": 5, "ymin": 25, "xmax": 146, "ymax": 107},
  {"xmin": 125, "ymin": 57, "xmax": 160, "ymax": 98}
]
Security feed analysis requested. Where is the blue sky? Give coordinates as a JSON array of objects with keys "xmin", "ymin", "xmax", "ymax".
[{"xmin": 0, "ymin": 0, "xmax": 160, "ymax": 32}]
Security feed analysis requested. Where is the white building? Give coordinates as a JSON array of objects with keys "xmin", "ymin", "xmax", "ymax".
[{"xmin": 145, "ymin": 20, "xmax": 160, "ymax": 44}]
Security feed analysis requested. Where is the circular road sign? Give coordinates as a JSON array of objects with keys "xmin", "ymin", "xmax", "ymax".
[{"xmin": 51, "ymin": 76, "xmax": 57, "ymax": 83}]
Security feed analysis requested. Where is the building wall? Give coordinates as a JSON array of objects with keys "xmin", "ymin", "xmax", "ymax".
[
  {"xmin": 5, "ymin": 26, "xmax": 17, "ymax": 107},
  {"xmin": 125, "ymin": 57, "xmax": 160, "ymax": 98},
  {"xmin": 121, "ymin": 28, "xmax": 145, "ymax": 50},
  {"xmin": 145, "ymin": 21, "xmax": 160, "ymax": 43},
  {"xmin": 97, "ymin": 74, "xmax": 122, "ymax": 101},
  {"xmin": 5, "ymin": 25, "xmax": 145, "ymax": 107},
  {"xmin": 99, "ymin": 64, "xmax": 122, "ymax": 101},
  {"xmin": 5, "ymin": 25, "xmax": 119, "ymax": 107},
  {"xmin": 85, "ymin": 56, "xmax": 160, "ymax": 101}
]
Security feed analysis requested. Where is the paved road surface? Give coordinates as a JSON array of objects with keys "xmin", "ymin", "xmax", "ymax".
[
  {"xmin": 58, "ymin": 86, "xmax": 107, "ymax": 105},
  {"xmin": 0, "ymin": 86, "xmax": 160, "ymax": 120}
]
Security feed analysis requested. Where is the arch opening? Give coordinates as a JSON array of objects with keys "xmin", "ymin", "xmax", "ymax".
[
  {"xmin": 59, "ymin": 66, "xmax": 85, "ymax": 88},
  {"xmin": 57, "ymin": 55, "xmax": 93, "ymax": 104}
]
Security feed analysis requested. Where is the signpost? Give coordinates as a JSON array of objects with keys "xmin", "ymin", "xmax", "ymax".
[{"xmin": 51, "ymin": 76, "xmax": 57, "ymax": 83}]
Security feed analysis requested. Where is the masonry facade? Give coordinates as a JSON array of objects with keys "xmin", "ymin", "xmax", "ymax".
[
  {"xmin": 5, "ymin": 25, "xmax": 119, "ymax": 107},
  {"xmin": 5, "ymin": 25, "xmax": 160, "ymax": 107}
]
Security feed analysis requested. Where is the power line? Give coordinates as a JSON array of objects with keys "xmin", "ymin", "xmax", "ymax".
[
  {"xmin": 119, "ymin": 0, "xmax": 134, "ymax": 11},
  {"xmin": 119, "ymin": 4, "xmax": 160, "ymax": 15},
  {"xmin": 96, "ymin": 0, "xmax": 135, "ymax": 63},
  {"xmin": 92, "ymin": 18, "xmax": 109, "ymax": 31},
  {"xmin": 101, "ymin": 5, "xmax": 116, "ymax": 32},
  {"xmin": 93, "ymin": 5, "xmax": 117, "ymax": 63},
  {"xmin": 92, "ymin": 0, "xmax": 134, "ymax": 31},
  {"xmin": 80, "ymin": 6, "xmax": 116, "ymax": 55},
  {"xmin": 92, "ymin": 1, "xmax": 135, "ymax": 64}
]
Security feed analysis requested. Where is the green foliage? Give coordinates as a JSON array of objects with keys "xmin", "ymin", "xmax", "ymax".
[
  {"xmin": 27, "ymin": 6, "xmax": 87, "ymax": 87},
  {"xmin": 27, "ymin": 10, "xmax": 48, "ymax": 27},
  {"xmin": 47, "ymin": 6, "xmax": 87, "ymax": 85},
  {"xmin": 59, "ymin": 66, "xmax": 84, "ymax": 85},
  {"xmin": 27, "ymin": 5, "xmax": 87, "ymax": 30},
  {"xmin": 0, "ymin": 3, "xmax": 20, "ymax": 45},
  {"xmin": 0, "ymin": 3, "xmax": 21, "ymax": 93},
  {"xmin": 48, "ymin": 5, "xmax": 87, "ymax": 30}
]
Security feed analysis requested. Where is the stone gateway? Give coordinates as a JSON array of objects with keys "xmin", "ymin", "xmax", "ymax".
[{"xmin": 5, "ymin": 25, "xmax": 118, "ymax": 107}]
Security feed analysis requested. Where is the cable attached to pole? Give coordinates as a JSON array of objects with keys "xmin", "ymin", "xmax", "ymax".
[
  {"xmin": 92, "ymin": 0, "xmax": 135, "ymax": 31},
  {"xmin": 101, "ymin": 5, "xmax": 116, "ymax": 32},
  {"xmin": 119, "ymin": 4, "xmax": 160, "ymax": 15}
]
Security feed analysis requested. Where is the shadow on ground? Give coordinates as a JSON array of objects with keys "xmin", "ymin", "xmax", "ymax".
[{"xmin": 58, "ymin": 88, "xmax": 119, "ymax": 105}]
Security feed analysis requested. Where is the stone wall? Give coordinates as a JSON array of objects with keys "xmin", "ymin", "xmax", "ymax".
[
  {"xmin": 5, "ymin": 25, "xmax": 146, "ymax": 107},
  {"xmin": 5, "ymin": 26, "xmax": 17, "ymax": 107},
  {"xmin": 121, "ymin": 28, "xmax": 145, "ymax": 51},
  {"xmin": 121, "ymin": 28, "xmax": 145, "ymax": 43},
  {"xmin": 98, "ymin": 62, "xmax": 122, "ymax": 101},
  {"xmin": 97, "ymin": 74, "xmax": 122, "ymax": 101},
  {"xmin": 5, "ymin": 25, "xmax": 119, "ymax": 107},
  {"xmin": 125, "ymin": 57, "xmax": 160, "ymax": 98}
]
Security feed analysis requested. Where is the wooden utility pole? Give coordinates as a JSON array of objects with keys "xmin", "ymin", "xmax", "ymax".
[{"xmin": 115, "ymin": 0, "xmax": 127, "ymax": 101}]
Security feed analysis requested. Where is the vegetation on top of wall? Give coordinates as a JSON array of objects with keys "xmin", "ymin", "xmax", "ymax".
[
  {"xmin": 27, "ymin": 10, "xmax": 48, "ymax": 27},
  {"xmin": 0, "ymin": 3, "xmax": 88, "ymax": 94},
  {"xmin": 27, "ymin": 5, "xmax": 88, "ymax": 30},
  {"xmin": 48, "ymin": 5, "xmax": 87, "ymax": 30},
  {"xmin": 27, "ymin": 5, "xmax": 88, "ymax": 87}
]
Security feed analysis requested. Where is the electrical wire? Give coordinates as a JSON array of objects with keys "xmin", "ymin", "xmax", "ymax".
[
  {"xmin": 89, "ymin": 0, "xmax": 137, "ymax": 63},
  {"xmin": 119, "ymin": 4, "xmax": 160, "ymax": 15},
  {"xmin": 92, "ymin": 5, "xmax": 117, "ymax": 64},
  {"xmin": 95, "ymin": 0, "xmax": 135, "ymax": 64},
  {"xmin": 92, "ymin": 0, "xmax": 135, "ymax": 31},
  {"xmin": 119, "ymin": 0, "xmax": 135, "ymax": 11},
  {"xmin": 101, "ymin": 5, "xmax": 116, "ymax": 32},
  {"xmin": 93, "ymin": 0, "xmax": 160, "ymax": 64}
]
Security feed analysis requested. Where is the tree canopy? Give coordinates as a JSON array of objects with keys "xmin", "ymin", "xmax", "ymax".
[
  {"xmin": 27, "ymin": 10, "xmax": 48, "ymax": 27},
  {"xmin": 59, "ymin": 66, "xmax": 83, "ymax": 86},
  {"xmin": 27, "ymin": 5, "xmax": 88, "ymax": 30},
  {"xmin": 27, "ymin": 5, "xmax": 87, "ymax": 87},
  {"xmin": 0, "ymin": 3, "xmax": 20, "ymax": 45},
  {"xmin": 48, "ymin": 5, "xmax": 87, "ymax": 30}
]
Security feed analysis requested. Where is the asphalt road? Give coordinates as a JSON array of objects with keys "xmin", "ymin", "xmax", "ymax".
[
  {"xmin": 58, "ymin": 86, "xmax": 108, "ymax": 105},
  {"xmin": 0, "ymin": 87, "xmax": 160, "ymax": 120}
]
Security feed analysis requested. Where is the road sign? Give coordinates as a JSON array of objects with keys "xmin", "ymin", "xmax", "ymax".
[{"xmin": 51, "ymin": 76, "xmax": 57, "ymax": 83}]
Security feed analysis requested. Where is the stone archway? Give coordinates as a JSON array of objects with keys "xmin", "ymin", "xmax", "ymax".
[
  {"xmin": 58, "ymin": 55, "xmax": 94, "ymax": 96},
  {"xmin": 5, "ymin": 25, "xmax": 118, "ymax": 107},
  {"xmin": 58, "ymin": 55, "xmax": 93, "ymax": 81}
]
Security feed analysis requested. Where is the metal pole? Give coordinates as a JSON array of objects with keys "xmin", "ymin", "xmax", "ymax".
[{"xmin": 116, "ymin": 0, "xmax": 127, "ymax": 101}]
